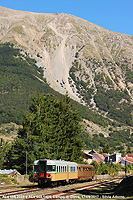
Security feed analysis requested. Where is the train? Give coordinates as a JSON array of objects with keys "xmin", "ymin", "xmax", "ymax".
[{"xmin": 33, "ymin": 159, "xmax": 94, "ymax": 186}]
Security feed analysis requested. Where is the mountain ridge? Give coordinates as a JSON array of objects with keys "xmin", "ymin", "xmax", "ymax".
[{"xmin": 0, "ymin": 6, "xmax": 133, "ymax": 126}]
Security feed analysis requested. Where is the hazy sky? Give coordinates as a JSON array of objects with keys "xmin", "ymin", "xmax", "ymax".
[{"xmin": 0, "ymin": 0, "xmax": 132, "ymax": 35}]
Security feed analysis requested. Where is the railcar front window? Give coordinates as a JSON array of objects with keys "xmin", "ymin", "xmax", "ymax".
[{"xmin": 34, "ymin": 165, "xmax": 39, "ymax": 172}]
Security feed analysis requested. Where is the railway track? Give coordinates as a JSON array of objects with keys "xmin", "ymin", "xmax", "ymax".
[
  {"xmin": 39, "ymin": 178, "xmax": 123, "ymax": 200},
  {"xmin": 0, "ymin": 186, "xmax": 41, "ymax": 199},
  {"xmin": 0, "ymin": 177, "xmax": 123, "ymax": 200}
]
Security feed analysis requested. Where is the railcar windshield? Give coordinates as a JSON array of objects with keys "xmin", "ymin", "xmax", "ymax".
[{"xmin": 33, "ymin": 165, "xmax": 39, "ymax": 172}]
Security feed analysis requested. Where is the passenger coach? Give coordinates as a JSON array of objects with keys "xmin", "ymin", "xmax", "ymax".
[
  {"xmin": 33, "ymin": 159, "xmax": 94, "ymax": 186},
  {"xmin": 33, "ymin": 159, "xmax": 78, "ymax": 186},
  {"xmin": 78, "ymin": 164, "xmax": 94, "ymax": 181}
]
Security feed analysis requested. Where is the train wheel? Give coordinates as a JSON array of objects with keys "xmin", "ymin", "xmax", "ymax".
[
  {"xmin": 61, "ymin": 180, "xmax": 66, "ymax": 186},
  {"xmin": 51, "ymin": 181, "xmax": 57, "ymax": 187},
  {"xmin": 38, "ymin": 180, "xmax": 42, "ymax": 187},
  {"xmin": 69, "ymin": 179, "xmax": 74, "ymax": 184}
]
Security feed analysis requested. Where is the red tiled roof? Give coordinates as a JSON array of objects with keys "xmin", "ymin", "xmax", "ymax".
[
  {"xmin": 124, "ymin": 157, "xmax": 133, "ymax": 164},
  {"xmin": 93, "ymin": 153, "xmax": 104, "ymax": 164},
  {"xmin": 126, "ymin": 154, "xmax": 133, "ymax": 158},
  {"xmin": 97, "ymin": 153, "xmax": 104, "ymax": 160},
  {"xmin": 83, "ymin": 150, "xmax": 91, "ymax": 154},
  {"xmin": 103, "ymin": 153, "xmax": 109, "ymax": 156}
]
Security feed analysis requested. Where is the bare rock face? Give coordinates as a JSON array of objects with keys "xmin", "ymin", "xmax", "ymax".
[{"xmin": 0, "ymin": 6, "xmax": 133, "ymax": 105}]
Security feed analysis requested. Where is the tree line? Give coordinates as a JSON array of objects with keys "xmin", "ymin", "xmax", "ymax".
[{"xmin": 1, "ymin": 94, "xmax": 84, "ymax": 174}]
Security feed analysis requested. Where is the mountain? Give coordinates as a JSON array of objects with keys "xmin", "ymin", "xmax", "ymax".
[{"xmin": 0, "ymin": 6, "xmax": 133, "ymax": 128}]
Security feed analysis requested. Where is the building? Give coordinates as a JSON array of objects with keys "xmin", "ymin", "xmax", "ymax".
[
  {"xmin": 126, "ymin": 154, "xmax": 133, "ymax": 158},
  {"xmin": 104, "ymin": 152, "xmax": 122, "ymax": 164},
  {"xmin": 93, "ymin": 153, "xmax": 104, "ymax": 164},
  {"xmin": 82, "ymin": 150, "xmax": 93, "ymax": 164},
  {"xmin": 121, "ymin": 156, "xmax": 133, "ymax": 166},
  {"xmin": 0, "ymin": 169, "xmax": 18, "ymax": 177},
  {"xmin": 83, "ymin": 150, "xmax": 104, "ymax": 164}
]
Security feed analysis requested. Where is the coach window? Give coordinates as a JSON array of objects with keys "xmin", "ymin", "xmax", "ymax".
[
  {"xmin": 34, "ymin": 165, "xmax": 39, "ymax": 172},
  {"xmin": 65, "ymin": 166, "xmax": 67, "ymax": 172},
  {"xmin": 59, "ymin": 166, "xmax": 61, "ymax": 172},
  {"xmin": 57, "ymin": 166, "xmax": 58, "ymax": 172},
  {"xmin": 70, "ymin": 166, "xmax": 75, "ymax": 172},
  {"xmin": 70, "ymin": 167, "xmax": 72, "ymax": 172}
]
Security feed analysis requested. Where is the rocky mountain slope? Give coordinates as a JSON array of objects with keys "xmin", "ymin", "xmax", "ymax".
[{"xmin": 0, "ymin": 6, "xmax": 133, "ymax": 127}]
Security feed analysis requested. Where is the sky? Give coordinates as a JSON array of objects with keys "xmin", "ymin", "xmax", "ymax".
[{"xmin": 0, "ymin": 0, "xmax": 133, "ymax": 35}]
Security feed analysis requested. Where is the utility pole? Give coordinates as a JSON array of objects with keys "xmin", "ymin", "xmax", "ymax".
[
  {"xmin": 26, "ymin": 132, "xmax": 28, "ymax": 182},
  {"xmin": 26, "ymin": 151, "xmax": 27, "ymax": 180},
  {"xmin": 125, "ymin": 160, "xmax": 127, "ymax": 177}
]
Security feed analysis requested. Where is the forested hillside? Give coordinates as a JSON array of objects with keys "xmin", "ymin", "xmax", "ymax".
[
  {"xmin": 0, "ymin": 43, "xmax": 112, "ymax": 127},
  {"xmin": 0, "ymin": 43, "xmax": 58, "ymax": 124},
  {"xmin": 0, "ymin": 43, "xmax": 132, "ymax": 153}
]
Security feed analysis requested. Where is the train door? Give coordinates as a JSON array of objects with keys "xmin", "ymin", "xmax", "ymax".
[{"xmin": 39, "ymin": 160, "xmax": 47, "ymax": 178}]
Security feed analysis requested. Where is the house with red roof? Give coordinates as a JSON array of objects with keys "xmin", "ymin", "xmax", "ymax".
[
  {"xmin": 82, "ymin": 150, "xmax": 104, "ymax": 164},
  {"xmin": 104, "ymin": 152, "xmax": 122, "ymax": 164},
  {"xmin": 82, "ymin": 151, "xmax": 93, "ymax": 164},
  {"xmin": 121, "ymin": 156, "xmax": 133, "ymax": 166},
  {"xmin": 93, "ymin": 153, "xmax": 105, "ymax": 164},
  {"xmin": 126, "ymin": 154, "xmax": 133, "ymax": 158}
]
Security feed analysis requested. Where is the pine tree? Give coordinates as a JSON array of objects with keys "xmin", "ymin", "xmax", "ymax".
[{"xmin": 6, "ymin": 94, "xmax": 84, "ymax": 173}]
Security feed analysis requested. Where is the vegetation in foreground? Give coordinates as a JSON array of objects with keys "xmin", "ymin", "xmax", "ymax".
[
  {"xmin": 91, "ymin": 161, "xmax": 133, "ymax": 176},
  {"xmin": 2, "ymin": 94, "xmax": 84, "ymax": 174},
  {"xmin": 0, "ymin": 174, "xmax": 17, "ymax": 185}
]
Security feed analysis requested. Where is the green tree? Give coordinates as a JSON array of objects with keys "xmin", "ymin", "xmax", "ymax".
[
  {"xmin": 102, "ymin": 143, "xmax": 110, "ymax": 153},
  {"xmin": 126, "ymin": 163, "xmax": 133, "ymax": 173},
  {"xmin": 98, "ymin": 162, "xmax": 109, "ymax": 175},
  {"xmin": 5, "ymin": 94, "xmax": 83, "ymax": 174},
  {"xmin": 92, "ymin": 161, "xmax": 110, "ymax": 175},
  {"xmin": 126, "ymin": 144, "xmax": 132, "ymax": 153},
  {"xmin": 0, "ymin": 139, "xmax": 11, "ymax": 169},
  {"xmin": 122, "ymin": 149, "xmax": 126, "ymax": 157},
  {"xmin": 91, "ymin": 161, "xmax": 99, "ymax": 174}
]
